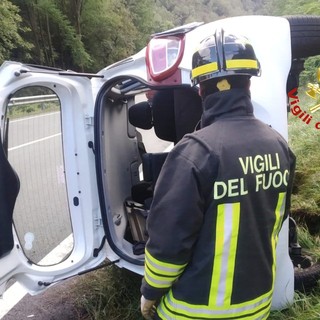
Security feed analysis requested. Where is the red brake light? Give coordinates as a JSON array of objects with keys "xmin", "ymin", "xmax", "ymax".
[{"xmin": 146, "ymin": 35, "xmax": 185, "ymax": 82}]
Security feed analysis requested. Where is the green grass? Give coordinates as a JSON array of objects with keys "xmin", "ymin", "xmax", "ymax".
[
  {"xmin": 288, "ymin": 104, "xmax": 320, "ymax": 218},
  {"xmin": 73, "ymin": 266, "xmax": 144, "ymax": 320},
  {"xmin": 8, "ymin": 102, "xmax": 60, "ymax": 119},
  {"xmin": 296, "ymin": 227, "xmax": 320, "ymax": 261},
  {"xmin": 269, "ymin": 290, "xmax": 320, "ymax": 320}
]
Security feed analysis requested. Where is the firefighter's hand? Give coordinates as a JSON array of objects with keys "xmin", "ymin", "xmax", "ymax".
[{"xmin": 140, "ymin": 295, "xmax": 156, "ymax": 320}]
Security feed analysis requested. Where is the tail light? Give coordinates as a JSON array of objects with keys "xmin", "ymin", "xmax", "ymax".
[{"xmin": 146, "ymin": 35, "xmax": 185, "ymax": 83}]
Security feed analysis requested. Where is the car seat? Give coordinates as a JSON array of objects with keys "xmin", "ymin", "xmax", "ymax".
[
  {"xmin": 126, "ymin": 87, "xmax": 202, "ymax": 254},
  {"xmin": 129, "ymin": 87, "xmax": 202, "ymax": 207}
]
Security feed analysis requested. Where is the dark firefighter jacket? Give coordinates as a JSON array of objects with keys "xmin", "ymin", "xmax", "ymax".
[{"xmin": 141, "ymin": 88, "xmax": 293, "ymax": 320}]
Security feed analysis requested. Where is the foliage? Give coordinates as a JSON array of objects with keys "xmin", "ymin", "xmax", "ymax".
[
  {"xmin": 11, "ymin": 0, "xmax": 92, "ymax": 70},
  {"xmin": 268, "ymin": 0, "xmax": 320, "ymax": 16},
  {"xmin": 80, "ymin": 0, "xmax": 141, "ymax": 71},
  {"xmin": 300, "ymin": 57, "xmax": 320, "ymax": 87},
  {"xmin": 123, "ymin": 0, "xmax": 158, "ymax": 50},
  {"xmin": 154, "ymin": 0, "xmax": 268, "ymax": 26},
  {"xmin": 8, "ymin": 101, "xmax": 60, "ymax": 119},
  {"xmin": 0, "ymin": 0, "xmax": 32, "ymax": 62},
  {"xmin": 2, "ymin": 0, "xmax": 270, "ymax": 71}
]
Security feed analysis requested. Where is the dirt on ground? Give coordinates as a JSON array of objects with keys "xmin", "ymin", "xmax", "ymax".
[{"xmin": 2, "ymin": 277, "xmax": 88, "ymax": 320}]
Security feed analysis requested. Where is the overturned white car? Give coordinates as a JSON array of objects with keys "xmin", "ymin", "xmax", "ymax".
[{"xmin": 1, "ymin": 15, "xmax": 320, "ymax": 311}]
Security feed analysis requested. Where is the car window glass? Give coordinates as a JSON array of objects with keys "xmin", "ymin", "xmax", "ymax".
[{"xmin": 7, "ymin": 86, "xmax": 73, "ymax": 266}]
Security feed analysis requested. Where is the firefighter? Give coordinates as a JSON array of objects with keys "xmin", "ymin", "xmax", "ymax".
[{"xmin": 140, "ymin": 28, "xmax": 294, "ymax": 320}]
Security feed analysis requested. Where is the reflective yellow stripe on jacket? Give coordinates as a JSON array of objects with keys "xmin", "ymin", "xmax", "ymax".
[
  {"xmin": 158, "ymin": 290, "xmax": 272, "ymax": 319},
  {"xmin": 270, "ymin": 192, "xmax": 287, "ymax": 294},
  {"xmin": 209, "ymin": 202, "xmax": 240, "ymax": 307},
  {"xmin": 157, "ymin": 195, "xmax": 286, "ymax": 319},
  {"xmin": 144, "ymin": 249, "xmax": 187, "ymax": 289}
]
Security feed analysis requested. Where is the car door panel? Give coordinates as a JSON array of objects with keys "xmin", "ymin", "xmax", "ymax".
[{"xmin": 0, "ymin": 62, "xmax": 109, "ymax": 296}]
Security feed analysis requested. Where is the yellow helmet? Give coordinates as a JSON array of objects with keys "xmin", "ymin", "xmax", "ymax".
[{"xmin": 191, "ymin": 28, "xmax": 261, "ymax": 85}]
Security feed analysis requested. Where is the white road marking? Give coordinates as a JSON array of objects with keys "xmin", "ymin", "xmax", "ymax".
[
  {"xmin": 0, "ymin": 235, "xmax": 73, "ymax": 319},
  {"xmin": 8, "ymin": 133, "xmax": 61, "ymax": 151},
  {"xmin": 0, "ymin": 283, "xmax": 27, "ymax": 318}
]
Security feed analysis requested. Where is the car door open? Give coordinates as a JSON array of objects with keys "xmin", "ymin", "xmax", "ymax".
[{"xmin": 0, "ymin": 62, "xmax": 110, "ymax": 296}]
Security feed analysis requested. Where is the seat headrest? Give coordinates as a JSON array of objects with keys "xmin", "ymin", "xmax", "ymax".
[
  {"xmin": 128, "ymin": 101, "xmax": 153, "ymax": 130},
  {"xmin": 173, "ymin": 87, "xmax": 202, "ymax": 141},
  {"xmin": 129, "ymin": 88, "xmax": 202, "ymax": 144},
  {"xmin": 152, "ymin": 90, "xmax": 176, "ymax": 143}
]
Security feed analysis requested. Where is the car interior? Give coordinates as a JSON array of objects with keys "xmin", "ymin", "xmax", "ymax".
[{"xmin": 95, "ymin": 78, "xmax": 203, "ymax": 262}]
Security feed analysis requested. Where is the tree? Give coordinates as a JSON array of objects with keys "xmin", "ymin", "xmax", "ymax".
[
  {"xmin": 5, "ymin": 0, "xmax": 271, "ymax": 71},
  {"xmin": 267, "ymin": 0, "xmax": 320, "ymax": 16},
  {"xmin": 154, "ymin": 0, "xmax": 268, "ymax": 27},
  {"xmin": 79, "ymin": 0, "xmax": 136, "ymax": 71},
  {"xmin": 123, "ymin": 0, "xmax": 156, "ymax": 50},
  {"xmin": 12, "ymin": 0, "xmax": 91, "ymax": 70},
  {"xmin": 300, "ymin": 56, "xmax": 320, "ymax": 87},
  {"xmin": 0, "ymin": 0, "xmax": 32, "ymax": 63}
]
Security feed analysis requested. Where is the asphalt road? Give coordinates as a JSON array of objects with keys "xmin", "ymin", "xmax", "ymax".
[
  {"xmin": 2, "ymin": 277, "xmax": 84, "ymax": 320},
  {"xmin": 8, "ymin": 111, "xmax": 71, "ymax": 265}
]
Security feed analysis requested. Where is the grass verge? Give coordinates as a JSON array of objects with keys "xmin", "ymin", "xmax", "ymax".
[
  {"xmin": 289, "ymin": 111, "xmax": 320, "ymax": 218},
  {"xmin": 73, "ymin": 266, "xmax": 143, "ymax": 320}
]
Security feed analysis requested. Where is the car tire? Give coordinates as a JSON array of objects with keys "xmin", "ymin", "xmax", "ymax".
[
  {"xmin": 286, "ymin": 15, "xmax": 320, "ymax": 59},
  {"xmin": 295, "ymin": 262, "xmax": 320, "ymax": 292}
]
